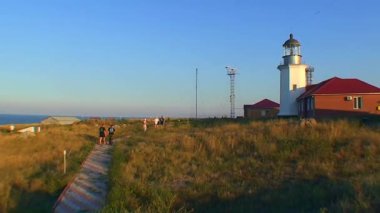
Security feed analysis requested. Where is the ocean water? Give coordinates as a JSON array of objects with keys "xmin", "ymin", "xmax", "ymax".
[
  {"xmin": 0, "ymin": 114, "xmax": 133, "ymax": 125},
  {"xmin": 0, "ymin": 114, "xmax": 49, "ymax": 125}
]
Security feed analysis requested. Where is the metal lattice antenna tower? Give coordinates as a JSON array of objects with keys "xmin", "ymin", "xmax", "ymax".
[
  {"xmin": 226, "ymin": 66, "xmax": 237, "ymax": 118},
  {"xmin": 306, "ymin": 65, "xmax": 314, "ymax": 85}
]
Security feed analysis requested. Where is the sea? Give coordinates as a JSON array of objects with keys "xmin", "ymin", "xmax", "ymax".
[
  {"xmin": 0, "ymin": 114, "xmax": 133, "ymax": 125},
  {"xmin": 0, "ymin": 114, "xmax": 49, "ymax": 125}
]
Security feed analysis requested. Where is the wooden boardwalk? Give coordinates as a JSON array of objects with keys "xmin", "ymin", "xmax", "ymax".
[{"xmin": 53, "ymin": 144, "xmax": 113, "ymax": 213}]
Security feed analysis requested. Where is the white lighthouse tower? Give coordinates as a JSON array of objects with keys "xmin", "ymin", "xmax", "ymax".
[{"xmin": 277, "ymin": 34, "xmax": 308, "ymax": 116}]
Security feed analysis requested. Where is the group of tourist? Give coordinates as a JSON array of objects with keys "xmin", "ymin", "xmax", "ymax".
[
  {"xmin": 154, "ymin": 116, "xmax": 165, "ymax": 128},
  {"xmin": 98, "ymin": 116, "xmax": 165, "ymax": 143},
  {"xmin": 143, "ymin": 116, "xmax": 165, "ymax": 132},
  {"xmin": 98, "ymin": 124, "xmax": 115, "ymax": 145}
]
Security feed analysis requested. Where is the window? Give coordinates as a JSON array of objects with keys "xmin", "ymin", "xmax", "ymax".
[
  {"xmin": 261, "ymin": 110, "xmax": 266, "ymax": 117},
  {"xmin": 306, "ymin": 97, "xmax": 314, "ymax": 111},
  {"xmin": 353, "ymin": 97, "xmax": 363, "ymax": 109},
  {"xmin": 299, "ymin": 102, "xmax": 303, "ymax": 113},
  {"xmin": 292, "ymin": 84, "xmax": 297, "ymax": 91}
]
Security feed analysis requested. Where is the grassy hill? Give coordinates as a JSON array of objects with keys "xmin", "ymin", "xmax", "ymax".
[
  {"xmin": 103, "ymin": 119, "xmax": 380, "ymax": 212},
  {"xmin": 0, "ymin": 122, "xmax": 117, "ymax": 212}
]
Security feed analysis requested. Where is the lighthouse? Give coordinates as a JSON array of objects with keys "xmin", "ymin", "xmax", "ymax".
[{"xmin": 277, "ymin": 34, "xmax": 309, "ymax": 117}]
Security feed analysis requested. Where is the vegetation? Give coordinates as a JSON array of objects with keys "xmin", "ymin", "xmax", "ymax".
[
  {"xmin": 0, "ymin": 121, "xmax": 121, "ymax": 212},
  {"xmin": 1, "ymin": 118, "xmax": 379, "ymax": 212},
  {"xmin": 103, "ymin": 119, "xmax": 380, "ymax": 212}
]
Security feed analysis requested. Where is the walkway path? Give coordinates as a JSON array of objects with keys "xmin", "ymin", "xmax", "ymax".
[{"xmin": 53, "ymin": 144, "xmax": 113, "ymax": 212}]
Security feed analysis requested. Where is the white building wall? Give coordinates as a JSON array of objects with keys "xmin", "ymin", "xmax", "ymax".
[{"xmin": 279, "ymin": 64, "xmax": 308, "ymax": 116}]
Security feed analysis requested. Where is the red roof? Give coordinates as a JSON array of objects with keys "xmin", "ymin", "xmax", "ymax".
[
  {"xmin": 244, "ymin": 99, "xmax": 279, "ymax": 109},
  {"xmin": 298, "ymin": 77, "xmax": 380, "ymax": 100}
]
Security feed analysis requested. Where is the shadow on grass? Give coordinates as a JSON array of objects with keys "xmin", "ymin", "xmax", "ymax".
[
  {"xmin": 189, "ymin": 177, "xmax": 360, "ymax": 213},
  {"xmin": 8, "ymin": 185, "xmax": 61, "ymax": 213}
]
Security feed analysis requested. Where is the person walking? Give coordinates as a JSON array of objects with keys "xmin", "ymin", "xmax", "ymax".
[
  {"xmin": 143, "ymin": 118, "xmax": 147, "ymax": 132},
  {"xmin": 154, "ymin": 117, "xmax": 159, "ymax": 128},
  {"xmin": 159, "ymin": 116, "xmax": 165, "ymax": 126},
  {"xmin": 108, "ymin": 125, "xmax": 115, "ymax": 145},
  {"xmin": 99, "ymin": 124, "xmax": 106, "ymax": 145}
]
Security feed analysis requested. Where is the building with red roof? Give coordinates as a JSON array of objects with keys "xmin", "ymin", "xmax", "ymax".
[
  {"xmin": 244, "ymin": 99, "xmax": 280, "ymax": 119},
  {"xmin": 247, "ymin": 34, "xmax": 380, "ymax": 119},
  {"xmin": 297, "ymin": 77, "xmax": 380, "ymax": 118}
]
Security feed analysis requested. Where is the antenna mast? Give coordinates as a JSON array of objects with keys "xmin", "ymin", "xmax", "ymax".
[
  {"xmin": 306, "ymin": 65, "xmax": 314, "ymax": 85},
  {"xmin": 226, "ymin": 66, "xmax": 237, "ymax": 118},
  {"xmin": 195, "ymin": 68, "xmax": 198, "ymax": 119}
]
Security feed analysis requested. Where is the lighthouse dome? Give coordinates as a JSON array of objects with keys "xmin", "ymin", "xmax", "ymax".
[{"xmin": 283, "ymin": 34, "xmax": 301, "ymax": 48}]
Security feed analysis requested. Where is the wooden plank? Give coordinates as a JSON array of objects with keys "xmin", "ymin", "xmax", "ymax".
[{"xmin": 53, "ymin": 144, "xmax": 114, "ymax": 213}]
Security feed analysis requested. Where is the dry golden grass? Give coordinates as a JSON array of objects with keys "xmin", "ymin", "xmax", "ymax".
[
  {"xmin": 104, "ymin": 118, "xmax": 380, "ymax": 212},
  {"xmin": 4, "ymin": 118, "xmax": 377, "ymax": 212},
  {"xmin": 0, "ymin": 122, "xmax": 115, "ymax": 212}
]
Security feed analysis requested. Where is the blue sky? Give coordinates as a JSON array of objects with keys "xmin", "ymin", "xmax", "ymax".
[{"xmin": 0, "ymin": 0, "xmax": 379, "ymax": 117}]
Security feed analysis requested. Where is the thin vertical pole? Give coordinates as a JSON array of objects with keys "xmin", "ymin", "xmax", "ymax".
[
  {"xmin": 195, "ymin": 68, "xmax": 198, "ymax": 119},
  {"xmin": 64, "ymin": 150, "xmax": 66, "ymax": 174}
]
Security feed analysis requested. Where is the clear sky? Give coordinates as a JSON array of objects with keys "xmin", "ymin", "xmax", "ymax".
[{"xmin": 0, "ymin": 0, "xmax": 379, "ymax": 117}]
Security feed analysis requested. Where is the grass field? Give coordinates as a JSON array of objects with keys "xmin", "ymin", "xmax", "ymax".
[
  {"xmin": 0, "ymin": 121, "xmax": 123, "ymax": 212},
  {"xmin": 1, "ymin": 118, "xmax": 379, "ymax": 212},
  {"xmin": 103, "ymin": 118, "xmax": 380, "ymax": 212}
]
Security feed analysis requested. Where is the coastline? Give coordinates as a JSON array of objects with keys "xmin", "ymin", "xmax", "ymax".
[{"xmin": 0, "ymin": 114, "xmax": 48, "ymax": 125}]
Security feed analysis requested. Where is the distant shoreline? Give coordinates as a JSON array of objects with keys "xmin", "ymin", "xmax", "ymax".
[
  {"xmin": 0, "ymin": 113, "xmax": 197, "ymax": 125},
  {"xmin": 0, "ymin": 114, "xmax": 134, "ymax": 125},
  {"xmin": 0, "ymin": 114, "xmax": 48, "ymax": 125}
]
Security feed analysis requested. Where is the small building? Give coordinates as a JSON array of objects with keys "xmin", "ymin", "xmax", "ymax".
[
  {"xmin": 297, "ymin": 77, "xmax": 380, "ymax": 118},
  {"xmin": 41, "ymin": 116, "xmax": 81, "ymax": 125},
  {"xmin": 244, "ymin": 99, "xmax": 280, "ymax": 119},
  {"xmin": 18, "ymin": 126, "xmax": 40, "ymax": 133}
]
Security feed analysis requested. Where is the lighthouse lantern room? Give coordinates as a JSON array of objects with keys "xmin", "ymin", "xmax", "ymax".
[{"xmin": 277, "ymin": 34, "xmax": 309, "ymax": 116}]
